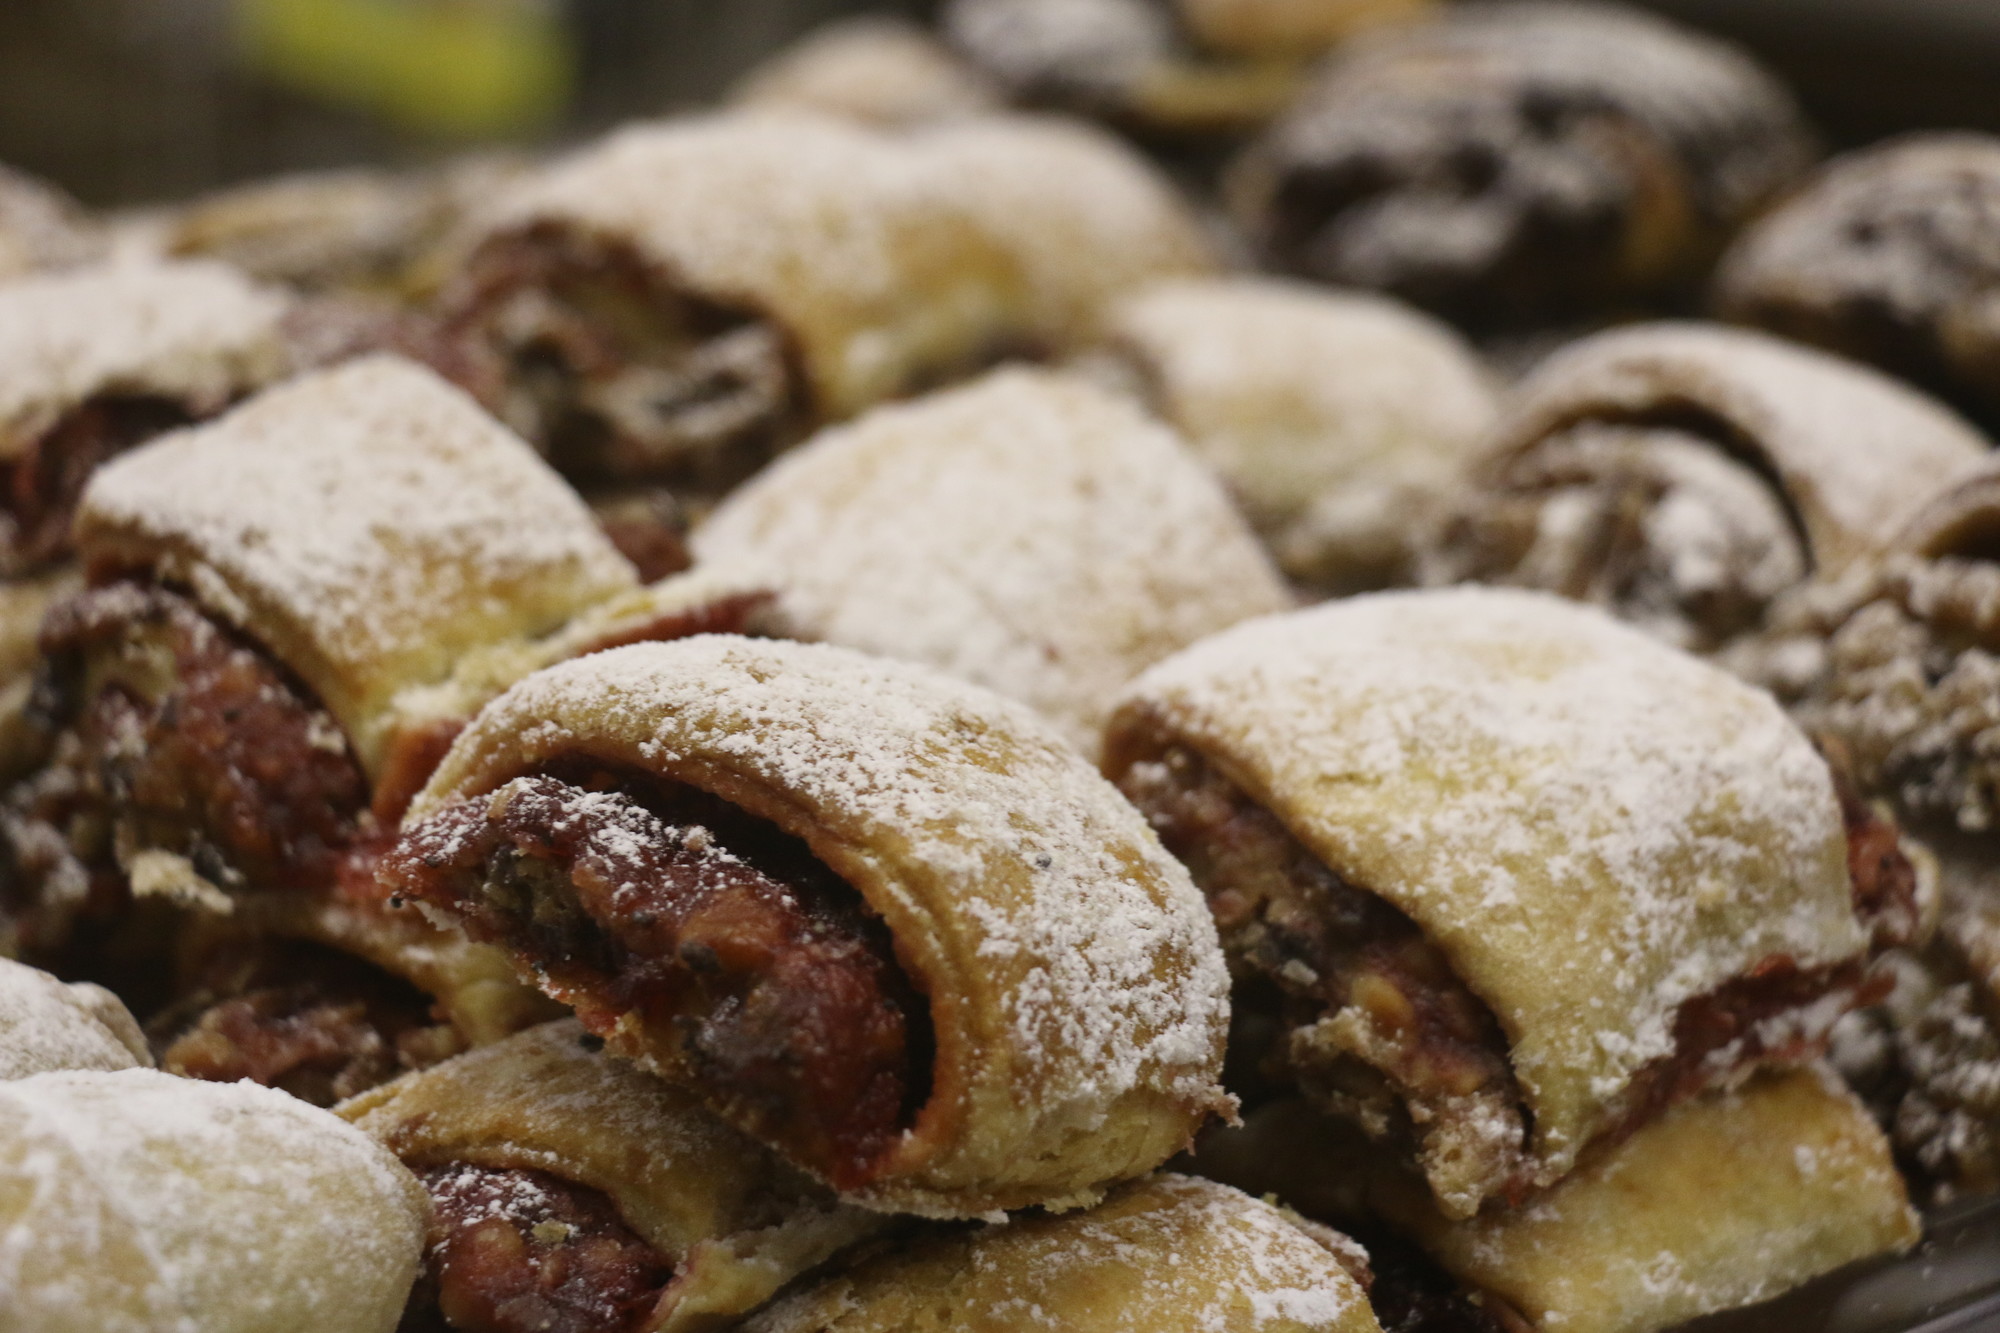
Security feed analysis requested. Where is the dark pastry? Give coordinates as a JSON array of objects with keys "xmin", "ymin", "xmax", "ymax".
[
  {"xmin": 1229, "ymin": 2, "xmax": 1814, "ymax": 329},
  {"xmin": 1717, "ymin": 133, "xmax": 2000, "ymax": 433}
]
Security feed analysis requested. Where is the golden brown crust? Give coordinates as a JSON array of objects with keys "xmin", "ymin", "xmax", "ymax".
[
  {"xmin": 73, "ymin": 354, "xmax": 637, "ymax": 779},
  {"xmin": 340, "ymin": 1019, "xmax": 880, "ymax": 1332},
  {"xmin": 1105, "ymin": 588, "xmax": 1871, "ymax": 1210},
  {"xmin": 1375, "ymin": 1070, "xmax": 1919, "ymax": 1333},
  {"xmin": 740, "ymin": 1174, "xmax": 1381, "ymax": 1333},
  {"xmin": 473, "ymin": 113, "xmax": 1020, "ymax": 422},
  {"xmin": 405, "ymin": 636, "xmax": 1233, "ymax": 1217}
]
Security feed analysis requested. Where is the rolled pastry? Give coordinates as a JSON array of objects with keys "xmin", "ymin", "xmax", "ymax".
[
  {"xmin": 1716, "ymin": 133, "xmax": 2000, "ymax": 431},
  {"xmin": 1104, "ymin": 587, "xmax": 1917, "ymax": 1217},
  {"xmin": 0, "ymin": 1067, "xmax": 428, "ymax": 1333},
  {"xmin": 380, "ymin": 636, "xmax": 1233, "ymax": 1215},
  {"xmin": 0, "ymin": 957, "xmax": 148, "ymax": 1079},
  {"xmin": 1201, "ymin": 1070, "xmax": 1918, "ymax": 1333},
  {"xmin": 1228, "ymin": 2, "xmax": 1814, "ymax": 327},
  {"xmin": 0, "ymin": 357, "xmax": 717, "ymax": 1035},
  {"xmin": 910, "ymin": 115, "xmax": 1217, "ymax": 352},
  {"xmin": 692, "ymin": 367, "xmax": 1291, "ymax": 753},
  {"xmin": 1092, "ymin": 276, "xmax": 1498, "ymax": 594},
  {"xmin": 342, "ymin": 1018, "xmax": 880, "ymax": 1333},
  {"xmin": 437, "ymin": 112, "xmax": 1019, "ymax": 492},
  {"xmin": 0, "ymin": 259, "xmax": 292, "ymax": 576},
  {"xmin": 741, "ymin": 1174, "xmax": 1379, "ymax": 1333},
  {"xmin": 157, "ymin": 160, "xmax": 524, "ymax": 296},
  {"xmin": 1423, "ymin": 322, "xmax": 1990, "ymax": 653},
  {"xmin": 733, "ymin": 17, "xmax": 1001, "ymax": 128},
  {"xmin": 0, "ymin": 163, "xmax": 99, "ymax": 280},
  {"xmin": 940, "ymin": 0, "xmax": 1419, "ymax": 136}
]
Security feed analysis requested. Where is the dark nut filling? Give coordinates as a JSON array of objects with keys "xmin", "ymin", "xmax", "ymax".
[
  {"xmin": 1119, "ymin": 741, "xmax": 1912, "ymax": 1213},
  {"xmin": 16, "ymin": 581, "xmax": 370, "ymax": 897},
  {"xmin": 401, "ymin": 1164, "xmax": 673, "ymax": 1333},
  {"xmin": 153, "ymin": 937, "xmax": 461, "ymax": 1107},
  {"xmin": 439, "ymin": 225, "xmax": 800, "ymax": 493},
  {"xmin": 380, "ymin": 763, "xmax": 932, "ymax": 1190},
  {"xmin": 1, "ymin": 396, "xmax": 192, "ymax": 576}
]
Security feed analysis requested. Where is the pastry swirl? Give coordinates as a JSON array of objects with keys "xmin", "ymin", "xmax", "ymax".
[
  {"xmin": 341, "ymin": 1019, "xmax": 881, "ymax": 1333},
  {"xmin": 1424, "ymin": 322, "xmax": 1989, "ymax": 652},
  {"xmin": 1105, "ymin": 587, "xmax": 1914, "ymax": 1216},
  {"xmin": 382, "ymin": 635, "xmax": 1233, "ymax": 1216}
]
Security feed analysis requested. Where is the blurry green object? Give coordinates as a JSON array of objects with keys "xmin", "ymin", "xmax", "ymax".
[{"xmin": 234, "ymin": 0, "xmax": 573, "ymax": 137}]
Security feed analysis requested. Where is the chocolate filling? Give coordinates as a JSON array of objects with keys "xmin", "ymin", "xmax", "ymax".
[
  {"xmin": 1118, "ymin": 741, "xmax": 1911, "ymax": 1214},
  {"xmin": 401, "ymin": 1164, "xmax": 673, "ymax": 1333},
  {"xmin": 380, "ymin": 762, "xmax": 932, "ymax": 1190},
  {"xmin": 440, "ymin": 225, "xmax": 800, "ymax": 492},
  {"xmin": 1, "ymin": 396, "xmax": 193, "ymax": 576}
]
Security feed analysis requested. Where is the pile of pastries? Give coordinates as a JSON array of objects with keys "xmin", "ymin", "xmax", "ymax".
[{"xmin": 5, "ymin": 2, "xmax": 2000, "ymax": 1330}]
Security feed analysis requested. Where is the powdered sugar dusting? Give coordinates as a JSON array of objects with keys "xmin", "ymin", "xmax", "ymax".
[
  {"xmin": 694, "ymin": 366, "xmax": 1290, "ymax": 754},
  {"xmin": 1112, "ymin": 587, "xmax": 1867, "ymax": 1179},
  {"xmin": 0, "ymin": 258, "xmax": 291, "ymax": 454},
  {"xmin": 1101, "ymin": 275, "xmax": 1497, "ymax": 587},
  {"xmin": 0, "ymin": 959, "xmax": 149, "ymax": 1081},
  {"xmin": 0, "ymin": 1068, "xmax": 427, "ymax": 1333},
  {"xmin": 76, "ymin": 354, "xmax": 637, "ymax": 773},
  {"xmin": 483, "ymin": 111, "xmax": 1014, "ymax": 418},
  {"xmin": 746, "ymin": 1174, "xmax": 1371, "ymax": 1332},
  {"xmin": 912, "ymin": 115, "xmax": 1215, "ymax": 347},
  {"xmin": 1495, "ymin": 322, "xmax": 1990, "ymax": 574},
  {"xmin": 415, "ymin": 636, "xmax": 1232, "ymax": 1201}
]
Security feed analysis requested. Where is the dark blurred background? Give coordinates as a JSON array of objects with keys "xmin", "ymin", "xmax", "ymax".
[{"xmin": 1, "ymin": 0, "xmax": 1993, "ymax": 207}]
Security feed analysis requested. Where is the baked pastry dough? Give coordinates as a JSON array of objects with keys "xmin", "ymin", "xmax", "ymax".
[
  {"xmin": 439, "ymin": 112, "xmax": 1018, "ymax": 492},
  {"xmin": 740, "ymin": 1173, "xmax": 1380, "ymax": 1333},
  {"xmin": 1104, "ymin": 587, "xmax": 1915, "ymax": 1217},
  {"xmin": 941, "ymin": 0, "xmax": 1423, "ymax": 136},
  {"xmin": 911, "ymin": 115, "xmax": 1216, "ymax": 351},
  {"xmin": 1200, "ymin": 1070, "xmax": 1918, "ymax": 1333},
  {"xmin": 381, "ymin": 635, "xmax": 1233, "ymax": 1216},
  {"xmin": 1716, "ymin": 133, "xmax": 2000, "ymax": 431},
  {"xmin": 0, "ymin": 163, "xmax": 99, "ymax": 280},
  {"xmin": 692, "ymin": 367, "xmax": 1291, "ymax": 753},
  {"xmin": 1424, "ymin": 322, "xmax": 1989, "ymax": 652},
  {"xmin": 0, "ymin": 259, "xmax": 292, "ymax": 577},
  {"xmin": 342, "ymin": 1018, "xmax": 880, "ymax": 1333},
  {"xmin": 1092, "ymin": 276, "xmax": 1497, "ymax": 595},
  {"xmin": 733, "ymin": 17, "xmax": 1001, "ymax": 128},
  {"xmin": 0, "ymin": 957, "xmax": 148, "ymax": 1080},
  {"xmin": 1228, "ymin": 2, "xmax": 1813, "ymax": 327},
  {"xmin": 0, "ymin": 1067, "xmax": 428, "ymax": 1333},
  {"xmin": 156, "ymin": 160, "xmax": 523, "ymax": 297},
  {"xmin": 0, "ymin": 356, "xmax": 681, "ymax": 1052}
]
